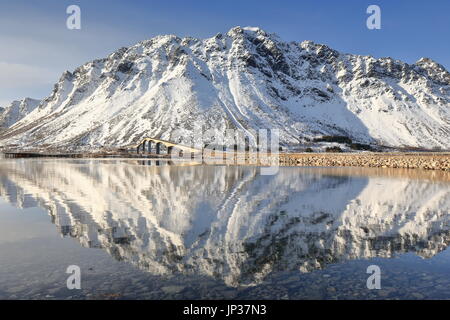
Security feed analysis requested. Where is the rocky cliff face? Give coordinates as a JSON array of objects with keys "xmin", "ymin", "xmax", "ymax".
[
  {"xmin": 0, "ymin": 159, "xmax": 448, "ymax": 287},
  {"xmin": 0, "ymin": 26, "xmax": 449, "ymax": 150}
]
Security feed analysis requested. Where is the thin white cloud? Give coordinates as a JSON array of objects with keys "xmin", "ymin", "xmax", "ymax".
[
  {"xmin": 0, "ymin": 62, "xmax": 59, "ymax": 105},
  {"xmin": 0, "ymin": 99, "xmax": 11, "ymax": 108},
  {"xmin": 0, "ymin": 62, "xmax": 58, "ymax": 89}
]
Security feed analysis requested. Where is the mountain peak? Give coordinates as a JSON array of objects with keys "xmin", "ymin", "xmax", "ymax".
[
  {"xmin": 0, "ymin": 28, "xmax": 448, "ymax": 151},
  {"xmin": 226, "ymin": 26, "xmax": 275, "ymax": 40},
  {"xmin": 415, "ymin": 57, "xmax": 450, "ymax": 85},
  {"xmin": 0, "ymin": 97, "xmax": 40, "ymax": 129},
  {"xmin": 416, "ymin": 57, "xmax": 442, "ymax": 67}
]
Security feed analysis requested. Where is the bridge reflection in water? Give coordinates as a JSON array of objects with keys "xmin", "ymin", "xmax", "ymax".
[{"xmin": 0, "ymin": 159, "xmax": 449, "ymax": 288}]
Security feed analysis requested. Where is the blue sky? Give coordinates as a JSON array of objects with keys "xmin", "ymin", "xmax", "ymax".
[{"xmin": 1, "ymin": 0, "xmax": 449, "ymax": 106}]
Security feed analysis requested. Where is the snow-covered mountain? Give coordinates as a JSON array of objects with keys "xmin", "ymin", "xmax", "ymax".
[
  {"xmin": 0, "ymin": 159, "xmax": 449, "ymax": 286},
  {"xmin": 0, "ymin": 98, "xmax": 40, "ymax": 130},
  {"xmin": 0, "ymin": 26, "xmax": 449, "ymax": 150}
]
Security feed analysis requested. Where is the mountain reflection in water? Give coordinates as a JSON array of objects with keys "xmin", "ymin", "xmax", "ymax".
[{"xmin": 0, "ymin": 158, "xmax": 449, "ymax": 287}]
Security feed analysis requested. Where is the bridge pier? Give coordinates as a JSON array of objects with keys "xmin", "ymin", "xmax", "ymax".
[
  {"xmin": 244, "ymin": 137, "xmax": 250, "ymax": 152},
  {"xmin": 137, "ymin": 142, "xmax": 144, "ymax": 154},
  {"xmin": 132, "ymin": 138, "xmax": 201, "ymax": 157}
]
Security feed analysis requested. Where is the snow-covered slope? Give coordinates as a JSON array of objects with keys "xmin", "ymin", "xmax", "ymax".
[
  {"xmin": 0, "ymin": 26, "xmax": 449, "ymax": 150},
  {"xmin": 0, "ymin": 159, "xmax": 449, "ymax": 286},
  {"xmin": 0, "ymin": 98, "xmax": 40, "ymax": 129}
]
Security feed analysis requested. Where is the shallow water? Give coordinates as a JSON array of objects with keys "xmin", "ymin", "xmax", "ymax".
[{"xmin": 0, "ymin": 158, "xmax": 449, "ymax": 300}]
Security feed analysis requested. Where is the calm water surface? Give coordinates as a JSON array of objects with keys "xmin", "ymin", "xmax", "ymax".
[{"xmin": 0, "ymin": 158, "xmax": 449, "ymax": 300}]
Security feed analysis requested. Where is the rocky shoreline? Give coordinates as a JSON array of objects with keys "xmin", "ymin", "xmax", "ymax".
[{"xmin": 278, "ymin": 153, "xmax": 450, "ymax": 171}]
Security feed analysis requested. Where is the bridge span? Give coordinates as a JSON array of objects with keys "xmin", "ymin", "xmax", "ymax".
[{"xmin": 131, "ymin": 137, "xmax": 201, "ymax": 155}]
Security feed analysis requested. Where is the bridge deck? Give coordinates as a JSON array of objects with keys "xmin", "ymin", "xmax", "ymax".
[{"xmin": 130, "ymin": 138, "xmax": 202, "ymax": 153}]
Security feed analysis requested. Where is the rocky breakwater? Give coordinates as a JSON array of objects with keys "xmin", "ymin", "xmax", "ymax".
[{"xmin": 279, "ymin": 153, "xmax": 450, "ymax": 171}]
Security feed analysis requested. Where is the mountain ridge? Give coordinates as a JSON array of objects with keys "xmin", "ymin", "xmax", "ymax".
[{"xmin": 0, "ymin": 26, "xmax": 449, "ymax": 151}]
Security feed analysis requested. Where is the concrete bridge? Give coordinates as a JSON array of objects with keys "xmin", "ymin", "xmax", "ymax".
[
  {"xmin": 132, "ymin": 137, "xmax": 201, "ymax": 156},
  {"xmin": 129, "ymin": 137, "xmax": 277, "ymax": 159}
]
